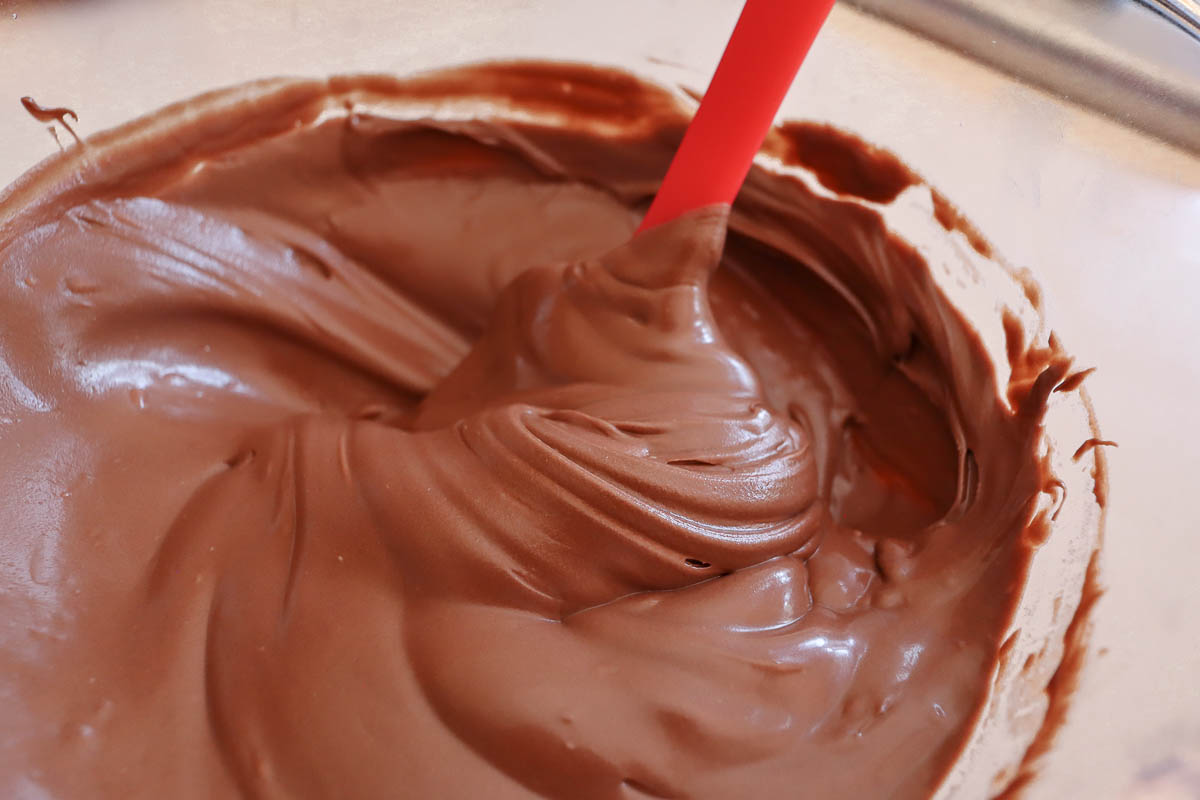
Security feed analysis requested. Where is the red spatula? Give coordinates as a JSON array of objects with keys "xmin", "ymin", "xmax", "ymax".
[{"xmin": 638, "ymin": 0, "xmax": 837, "ymax": 233}]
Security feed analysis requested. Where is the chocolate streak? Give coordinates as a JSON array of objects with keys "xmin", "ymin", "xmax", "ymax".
[
  {"xmin": 19, "ymin": 95, "xmax": 81, "ymax": 144},
  {"xmin": 19, "ymin": 96, "xmax": 78, "ymax": 126},
  {"xmin": 0, "ymin": 63, "xmax": 1097, "ymax": 799}
]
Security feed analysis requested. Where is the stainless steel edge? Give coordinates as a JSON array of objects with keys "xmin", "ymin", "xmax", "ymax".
[
  {"xmin": 841, "ymin": 0, "xmax": 1200, "ymax": 153},
  {"xmin": 1144, "ymin": 0, "xmax": 1200, "ymax": 39}
]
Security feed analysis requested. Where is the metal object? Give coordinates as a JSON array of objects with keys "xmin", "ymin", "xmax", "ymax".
[
  {"xmin": 1142, "ymin": 0, "xmax": 1200, "ymax": 39},
  {"xmin": 842, "ymin": 0, "xmax": 1200, "ymax": 153}
]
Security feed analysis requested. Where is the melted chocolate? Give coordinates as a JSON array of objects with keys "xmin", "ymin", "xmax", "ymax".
[
  {"xmin": 0, "ymin": 64, "xmax": 1095, "ymax": 799},
  {"xmin": 994, "ymin": 552, "xmax": 1104, "ymax": 800},
  {"xmin": 931, "ymin": 190, "xmax": 993, "ymax": 258},
  {"xmin": 767, "ymin": 121, "xmax": 920, "ymax": 204},
  {"xmin": 19, "ymin": 95, "xmax": 80, "ymax": 146},
  {"xmin": 19, "ymin": 96, "xmax": 78, "ymax": 126}
]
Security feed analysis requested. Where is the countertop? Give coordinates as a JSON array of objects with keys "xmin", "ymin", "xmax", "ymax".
[{"xmin": 2, "ymin": 1, "xmax": 1199, "ymax": 796}]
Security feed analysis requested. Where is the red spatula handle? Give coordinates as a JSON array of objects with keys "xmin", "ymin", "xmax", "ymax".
[{"xmin": 638, "ymin": 0, "xmax": 836, "ymax": 232}]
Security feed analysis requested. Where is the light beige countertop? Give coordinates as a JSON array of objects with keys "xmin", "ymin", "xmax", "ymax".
[{"xmin": 3, "ymin": 2, "xmax": 1198, "ymax": 796}]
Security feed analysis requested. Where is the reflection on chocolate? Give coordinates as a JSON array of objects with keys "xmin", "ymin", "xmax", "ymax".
[{"xmin": 0, "ymin": 63, "xmax": 1098, "ymax": 799}]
